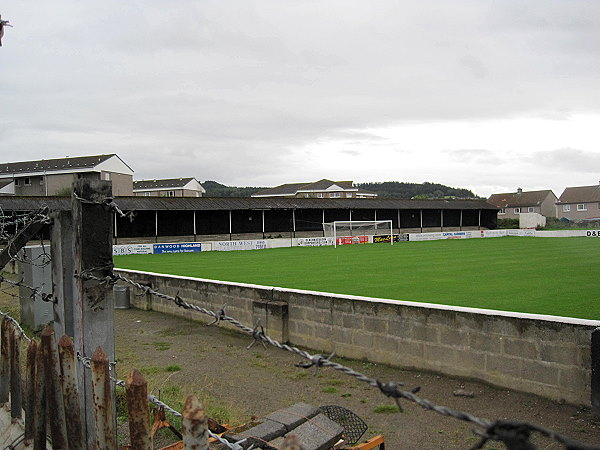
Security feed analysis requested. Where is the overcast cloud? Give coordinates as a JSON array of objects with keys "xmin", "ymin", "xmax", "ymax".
[{"xmin": 1, "ymin": 1, "xmax": 599, "ymax": 197}]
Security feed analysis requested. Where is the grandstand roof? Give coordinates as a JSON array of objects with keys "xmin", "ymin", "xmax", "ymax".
[{"xmin": 0, "ymin": 196, "xmax": 498, "ymax": 212}]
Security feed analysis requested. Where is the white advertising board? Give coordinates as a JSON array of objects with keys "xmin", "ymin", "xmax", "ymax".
[
  {"xmin": 408, "ymin": 231, "xmax": 476, "ymax": 242},
  {"xmin": 297, "ymin": 237, "xmax": 334, "ymax": 247},
  {"xmin": 112, "ymin": 244, "xmax": 154, "ymax": 256},
  {"xmin": 212, "ymin": 240, "xmax": 268, "ymax": 251}
]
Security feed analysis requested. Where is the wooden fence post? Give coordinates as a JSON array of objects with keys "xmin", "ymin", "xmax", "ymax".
[{"xmin": 70, "ymin": 178, "xmax": 116, "ymax": 444}]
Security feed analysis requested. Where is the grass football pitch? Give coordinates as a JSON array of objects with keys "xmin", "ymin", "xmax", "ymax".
[{"xmin": 114, "ymin": 237, "xmax": 600, "ymax": 320}]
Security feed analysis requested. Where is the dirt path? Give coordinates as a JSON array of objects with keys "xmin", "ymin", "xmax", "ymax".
[{"xmin": 113, "ymin": 307, "xmax": 600, "ymax": 449}]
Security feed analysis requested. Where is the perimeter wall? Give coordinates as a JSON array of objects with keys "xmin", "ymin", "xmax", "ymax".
[{"xmin": 115, "ymin": 268, "xmax": 599, "ymax": 406}]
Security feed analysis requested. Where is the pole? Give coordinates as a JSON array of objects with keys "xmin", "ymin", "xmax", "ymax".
[{"xmin": 71, "ymin": 178, "xmax": 116, "ymax": 445}]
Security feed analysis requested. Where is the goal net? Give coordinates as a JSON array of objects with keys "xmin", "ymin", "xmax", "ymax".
[{"xmin": 323, "ymin": 220, "xmax": 394, "ymax": 247}]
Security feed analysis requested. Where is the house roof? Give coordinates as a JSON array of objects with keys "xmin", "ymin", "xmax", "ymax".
[
  {"xmin": 252, "ymin": 179, "xmax": 376, "ymax": 197},
  {"xmin": 488, "ymin": 190, "xmax": 556, "ymax": 208},
  {"xmin": 133, "ymin": 178, "xmax": 201, "ymax": 191},
  {"xmin": 0, "ymin": 179, "xmax": 13, "ymax": 189},
  {"xmin": 0, "ymin": 196, "xmax": 498, "ymax": 212},
  {"xmin": 0, "ymin": 154, "xmax": 133, "ymax": 176},
  {"xmin": 557, "ymin": 185, "xmax": 600, "ymax": 204}
]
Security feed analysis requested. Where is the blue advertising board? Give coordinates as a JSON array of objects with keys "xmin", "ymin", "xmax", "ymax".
[{"xmin": 153, "ymin": 243, "xmax": 202, "ymax": 254}]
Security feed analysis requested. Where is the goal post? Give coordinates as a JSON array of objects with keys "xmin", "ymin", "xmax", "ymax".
[{"xmin": 323, "ymin": 220, "xmax": 394, "ymax": 248}]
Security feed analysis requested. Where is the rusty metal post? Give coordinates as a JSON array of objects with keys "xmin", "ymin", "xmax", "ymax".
[
  {"xmin": 41, "ymin": 326, "xmax": 68, "ymax": 448},
  {"xmin": 125, "ymin": 368, "xmax": 152, "ymax": 450},
  {"xmin": 9, "ymin": 327, "xmax": 22, "ymax": 420},
  {"xmin": 280, "ymin": 434, "xmax": 303, "ymax": 449},
  {"xmin": 58, "ymin": 334, "xmax": 84, "ymax": 449},
  {"xmin": 0, "ymin": 316, "xmax": 10, "ymax": 405},
  {"xmin": 91, "ymin": 347, "xmax": 116, "ymax": 449},
  {"xmin": 182, "ymin": 395, "xmax": 209, "ymax": 450},
  {"xmin": 24, "ymin": 340, "xmax": 37, "ymax": 445},
  {"xmin": 33, "ymin": 338, "xmax": 46, "ymax": 450}
]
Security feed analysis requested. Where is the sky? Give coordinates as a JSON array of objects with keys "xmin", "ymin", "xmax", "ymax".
[{"xmin": 1, "ymin": 1, "xmax": 599, "ymax": 197}]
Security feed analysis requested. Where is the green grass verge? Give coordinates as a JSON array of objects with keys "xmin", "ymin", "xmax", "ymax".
[{"xmin": 114, "ymin": 237, "xmax": 600, "ymax": 320}]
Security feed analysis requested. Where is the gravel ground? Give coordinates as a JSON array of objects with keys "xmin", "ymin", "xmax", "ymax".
[
  {"xmin": 113, "ymin": 307, "xmax": 600, "ymax": 449},
  {"xmin": 1, "ymin": 278, "xmax": 599, "ymax": 449}
]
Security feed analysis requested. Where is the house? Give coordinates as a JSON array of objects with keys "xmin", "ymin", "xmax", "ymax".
[
  {"xmin": 488, "ymin": 188, "xmax": 557, "ymax": 219},
  {"xmin": 251, "ymin": 179, "xmax": 377, "ymax": 199},
  {"xmin": 133, "ymin": 177, "xmax": 205, "ymax": 197},
  {"xmin": 556, "ymin": 183, "xmax": 600, "ymax": 222},
  {"xmin": 0, "ymin": 154, "xmax": 134, "ymax": 196}
]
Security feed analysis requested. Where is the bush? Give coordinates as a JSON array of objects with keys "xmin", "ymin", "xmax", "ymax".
[{"xmin": 497, "ymin": 218, "xmax": 519, "ymax": 229}]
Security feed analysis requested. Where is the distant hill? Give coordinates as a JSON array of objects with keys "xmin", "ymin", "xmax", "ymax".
[
  {"xmin": 202, "ymin": 180, "xmax": 479, "ymax": 199},
  {"xmin": 202, "ymin": 180, "xmax": 264, "ymax": 197},
  {"xmin": 356, "ymin": 181, "xmax": 479, "ymax": 199}
]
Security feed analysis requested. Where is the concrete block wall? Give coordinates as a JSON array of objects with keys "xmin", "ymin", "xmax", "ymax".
[{"xmin": 115, "ymin": 268, "xmax": 600, "ymax": 406}]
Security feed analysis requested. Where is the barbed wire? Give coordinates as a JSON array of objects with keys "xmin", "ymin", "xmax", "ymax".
[
  {"xmin": 75, "ymin": 352, "xmax": 244, "ymax": 449},
  {"xmin": 0, "ymin": 309, "xmax": 32, "ymax": 343},
  {"xmin": 0, "ymin": 275, "xmax": 55, "ymax": 303},
  {"xmin": 72, "ymin": 193, "xmax": 136, "ymax": 221},
  {"xmin": 93, "ymin": 270, "xmax": 599, "ymax": 450}
]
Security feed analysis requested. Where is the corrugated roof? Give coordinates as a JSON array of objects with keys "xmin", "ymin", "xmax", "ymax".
[
  {"xmin": 488, "ymin": 190, "xmax": 556, "ymax": 208},
  {"xmin": 0, "ymin": 154, "xmax": 117, "ymax": 175},
  {"xmin": 133, "ymin": 178, "xmax": 196, "ymax": 190},
  {"xmin": 557, "ymin": 185, "xmax": 600, "ymax": 204},
  {"xmin": 0, "ymin": 196, "xmax": 497, "ymax": 212}
]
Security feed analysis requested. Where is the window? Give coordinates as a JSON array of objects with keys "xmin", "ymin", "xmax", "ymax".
[
  {"xmin": 103, "ymin": 172, "xmax": 111, "ymax": 181},
  {"xmin": 563, "ymin": 205, "xmax": 570, "ymax": 212},
  {"xmin": 527, "ymin": 207, "xmax": 534, "ymax": 213},
  {"xmin": 330, "ymin": 192, "xmax": 341, "ymax": 198},
  {"xmin": 317, "ymin": 193, "xmax": 324, "ymax": 198},
  {"xmin": 498, "ymin": 208, "xmax": 505, "ymax": 214},
  {"xmin": 577, "ymin": 204, "xmax": 586, "ymax": 211},
  {"xmin": 15, "ymin": 179, "xmax": 20, "ymax": 186},
  {"xmin": 304, "ymin": 194, "xmax": 309, "ymax": 198},
  {"xmin": 24, "ymin": 177, "xmax": 31, "ymax": 186},
  {"xmin": 346, "ymin": 193, "xmax": 352, "ymax": 198},
  {"xmin": 514, "ymin": 207, "xmax": 521, "ymax": 214},
  {"xmin": 40, "ymin": 177, "xmax": 44, "ymax": 185},
  {"xmin": 167, "ymin": 191, "xmax": 176, "ymax": 197},
  {"xmin": 144, "ymin": 192, "xmax": 150, "ymax": 197}
]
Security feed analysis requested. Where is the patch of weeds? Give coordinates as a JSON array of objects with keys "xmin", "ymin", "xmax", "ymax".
[
  {"xmin": 152, "ymin": 341, "xmax": 171, "ymax": 351},
  {"xmin": 373, "ymin": 405, "xmax": 401, "ymax": 414},
  {"xmin": 324, "ymin": 378, "xmax": 343, "ymax": 386},
  {"xmin": 207, "ymin": 404, "xmax": 234, "ymax": 425},
  {"xmin": 140, "ymin": 366, "xmax": 162, "ymax": 375},
  {"xmin": 162, "ymin": 385, "xmax": 181, "ymax": 397},
  {"xmin": 322, "ymin": 387, "xmax": 339, "ymax": 394},
  {"xmin": 292, "ymin": 372, "xmax": 310, "ymax": 380},
  {"xmin": 165, "ymin": 365, "xmax": 181, "ymax": 372},
  {"xmin": 249, "ymin": 360, "xmax": 268, "ymax": 369},
  {"xmin": 253, "ymin": 352, "xmax": 263, "ymax": 358},
  {"xmin": 159, "ymin": 327, "xmax": 189, "ymax": 337},
  {"xmin": 360, "ymin": 399, "xmax": 367, "ymax": 404},
  {"xmin": 341, "ymin": 393, "xmax": 352, "ymax": 398}
]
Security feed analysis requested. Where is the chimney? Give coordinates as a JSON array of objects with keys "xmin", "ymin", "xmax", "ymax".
[{"xmin": 517, "ymin": 187, "xmax": 523, "ymax": 194}]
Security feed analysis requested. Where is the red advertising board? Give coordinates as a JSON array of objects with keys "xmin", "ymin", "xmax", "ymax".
[{"xmin": 336, "ymin": 235, "xmax": 369, "ymax": 245}]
